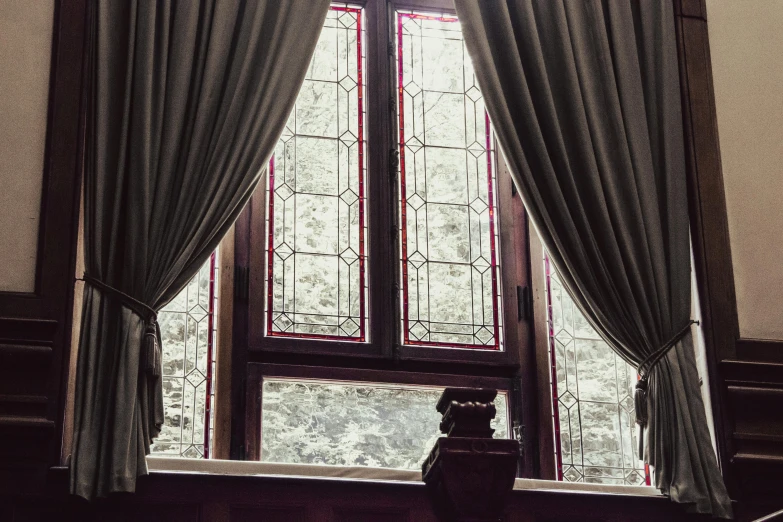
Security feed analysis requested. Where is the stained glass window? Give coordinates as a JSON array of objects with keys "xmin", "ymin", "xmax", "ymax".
[
  {"xmin": 260, "ymin": 378, "xmax": 509, "ymax": 470},
  {"xmin": 396, "ymin": 12, "xmax": 502, "ymax": 350},
  {"xmin": 266, "ymin": 5, "xmax": 367, "ymax": 341},
  {"xmin": 153, "ymin": 253, "xmax": 217, "ymax": 459},
  {"xmin": 545, "ymin": 258, "xmax": 650, "ymax": 485}
]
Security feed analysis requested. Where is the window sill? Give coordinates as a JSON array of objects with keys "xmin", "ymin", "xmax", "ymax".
[{"xmin": 146, "ymin": 456, "xmax": 661, "ymax": 498}]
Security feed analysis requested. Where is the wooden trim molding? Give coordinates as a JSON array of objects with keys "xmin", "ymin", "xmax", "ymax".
[
  {"xmin": 212, "ymin": 228, "xmax": 235, "ymax": 460},
  {"xmin": 736, "ymin": 339, "xmax": 783, "ymax": 364},
  {"xmin": 673, "ymin": 0, "xmax": 740, "ymax": 489},
  {"xmin": 527, "ymin": 224, "xmax": 556, "ymax": 481}
]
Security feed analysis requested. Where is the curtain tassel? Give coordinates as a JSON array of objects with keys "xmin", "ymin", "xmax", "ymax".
[
  {"xmin": 634, "ymin": 377, "xmax": 649, "ymax": 427},
  {"xmin": 144, "ymin": 320, "xmax": 161, "ymax": 377},
  {"xmin": 635, "ymin": 377, "xmax": 649, "ymax": 459}
]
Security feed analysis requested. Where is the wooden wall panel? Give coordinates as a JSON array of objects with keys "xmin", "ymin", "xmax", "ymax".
[
  {"xmin": 230, "ymin": 505, "xmax": 306, "ymax": 522},
  {"xmin": 334, "ymin": 509, "xmax": 409, "ymax": 522},
  {"xmin": 0, "ymin": 470, "xmax": 695, "ymax": 522},
  {"xmin": 722, "ymin": 355, "xmax": 783, "ymax": 509}
]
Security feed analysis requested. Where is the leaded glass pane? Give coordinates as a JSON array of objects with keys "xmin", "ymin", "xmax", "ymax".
[
  {"xmin": 153, "ymin": 253, "xmax": 217, "ymax": 459},
  {"xmin": 260, "ymin": 378, "xmax": 509, "ymax": 470},
  {"xmin": 266, "ymin": 5, "xmax": 367, "ymax": 341},
  {"xmin": 396, "ymin": 12, "xmax": 502, "ymax": 350},
  {"xmin": 545, "ymin": 258, "xmax": 650, "ymax": 485}
]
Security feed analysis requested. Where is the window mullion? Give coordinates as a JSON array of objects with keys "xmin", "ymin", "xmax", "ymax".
[{"xmin": 365, "ymin": 0, "xmax": 398, "ymax": 358}]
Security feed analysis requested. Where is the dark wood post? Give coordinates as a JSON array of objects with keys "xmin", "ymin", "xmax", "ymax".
[{"xmin": 422, "ymin": 388, "xmax": 519, "ymax": 522}]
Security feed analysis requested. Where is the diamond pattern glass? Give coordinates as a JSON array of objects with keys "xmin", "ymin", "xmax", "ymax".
[
  {"xmin": 545, "ymin": 257, "xmax": 650, "ymax": 485},
  {"xmin": 152, "ymin": 253, "xmax": 217, "ymax": 459},
  {"xmin": 396, "ymin": 12, "xmax": 502, "ymax": 349},
  {"xmin": 260, "ymin": 377, "xmax": 509, "ymax": 470},
  {"xmin": 266, "ymin": 5, "xmax": 367, "ymax": 341}
]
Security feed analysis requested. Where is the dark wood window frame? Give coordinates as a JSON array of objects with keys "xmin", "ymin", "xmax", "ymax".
[{"xmin": 229, "ymin": 0, "xmax": 539, "ymax": 473}]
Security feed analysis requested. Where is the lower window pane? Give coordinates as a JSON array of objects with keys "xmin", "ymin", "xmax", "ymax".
[{"xmin": 260, "ymin": 378, "xmax": 509, "ymax": 470}]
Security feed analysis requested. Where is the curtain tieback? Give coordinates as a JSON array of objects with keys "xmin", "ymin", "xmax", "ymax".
[
  {"xmin": 634, "ymin": 320, "xmax": 698, "ymax": 428},
  {"xmin": 81, "ymin": 274, "xmax": 162, "ymax": 377},
  {"xmin": 633, "ymin": 319, "xmax": 698, "ymax": 439}
]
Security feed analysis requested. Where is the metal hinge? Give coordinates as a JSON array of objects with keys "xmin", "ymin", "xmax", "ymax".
[
  {"xmin": 387, "ymin": 41, "xmax": 395, "ymax": 57},
  {"xmin": 516, "ymin": 285, "xmax": 532, "ymax": 321},
  {"xmin": 389, "ymin": 95, "xmax": 396, "ymax": 114},
  {"xmin": 234, "ymin": 266, "xmax": 249, "ymax": 300},
  {"xmin": 389, "ymin": 149, "xmax": 400, "ymax": 171},
  {"xmin": 513, "ymin": 421, "xmax": 525, "ymax": 459},
  {"xmin": 511, "ymin": 178, "xmax": 517, "ymax": 197}
]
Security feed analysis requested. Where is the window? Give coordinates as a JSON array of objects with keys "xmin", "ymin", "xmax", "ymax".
[
  {"xmin": 545, "ymin": 259, "xmax": 650, "ymax": 485},
  {"xmin": 266, "ymin": 5, "xmax": 367, "ymax": 341},
  {"xmin": 153, "ymin": 253, "xmax": 218, "ymax": 459},
  {"xmin": 397, "ymin": 12, "xmax": 502, "ymax": 349},
  {"xmin": 205, "ymin": 0, "xmax": 654, "ymax": 486}
]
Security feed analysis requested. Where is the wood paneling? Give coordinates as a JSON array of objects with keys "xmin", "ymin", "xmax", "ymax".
[
  {"xmin": 231, "ymin": 505, "xmax": 307, "ymax": 522},
  {"xmin": 1, "ymin": 469, "xmax": 695, "ymax": 522},
  {"xmin": 334, "ymin": 509, "xmax": 409, "ymax": 522},
  {"xmin": 723, "ymin": 356, "xmax": 783, "ymax": 505},
  {"xmin": 0, "ymin": 0, "xmax": 87, "ymax": 494},
  {"xmin": 736, "ymin": 338, "xmax": 783, "ymax": 364}
]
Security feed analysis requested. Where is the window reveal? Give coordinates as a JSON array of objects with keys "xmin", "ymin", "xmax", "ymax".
[
  {"xmin": 266, "ymin": 6, "xmax": 367, "ymax": 341},
  {"xmin": 397, "ymin": 13, "xmax": 502, "ymax": 349}
]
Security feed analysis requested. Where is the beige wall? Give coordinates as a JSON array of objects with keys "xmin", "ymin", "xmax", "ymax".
[
  {"xmin": 707, "ymin": 0, "xmax": 783, "ymax": 341},
  {"xmin": 0, "ymin": 0, "xmax": 54, "ymax": 292}
]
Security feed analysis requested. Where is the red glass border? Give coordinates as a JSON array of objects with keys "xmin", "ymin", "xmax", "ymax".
[
  {"xmin": 204, "ymin": 251, "xmax": 216, "ymax": 458},
  {"xmin": 265, "ymin": 6, "xmax": 366, "ymax": 343},
  {"xmin": 545, "ymin": 257, "xmax": 564, "ymax": 480},
  {"xmin": 397, "ymin": 12, "xmax": 501, "ymax": 350}
]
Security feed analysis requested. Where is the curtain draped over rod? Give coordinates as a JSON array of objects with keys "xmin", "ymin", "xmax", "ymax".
[
  {"xmin": 70, "ymin": 0, "xmax": 330, "ymax": 500},
  {"xmin": 453, "ymin": 0, "xmax": 732, "ymax": 518}
]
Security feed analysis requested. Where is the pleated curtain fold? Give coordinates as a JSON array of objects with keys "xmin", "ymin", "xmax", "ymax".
[
  {"xmin": 70, "ymin": 0, "xmax": 330, "ymax": 499},
  {"xmin": 453, "ymin": 0, "xmax": 732, "ymax": 518}
]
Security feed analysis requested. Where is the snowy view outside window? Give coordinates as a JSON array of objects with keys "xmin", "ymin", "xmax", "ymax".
[
  {"xmin": 152, "ymin": 255, "xmax": 217, "ymax": 459},
  {"xmin": 266, "ymin": 6, "xmax": 367, "ymax": 340},
  {"xmin": 546, "ymin": 259, "xmax": 649, "ymax": 485},
  {"xmin": 397, "ymin": 12, "xmax": 502, "ymax": 349},
  {"xmin": 261, "ymin": 379, "xmax": 509, "ymax": 469}
]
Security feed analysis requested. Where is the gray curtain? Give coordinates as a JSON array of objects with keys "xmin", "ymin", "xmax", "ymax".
[
  {"xmin": 453, "ymin": 0, "xmax": 731, "ymax": 518},
  {"xmin": 70, "ymin": 0, "xmax": 330, "ymax": 500}
]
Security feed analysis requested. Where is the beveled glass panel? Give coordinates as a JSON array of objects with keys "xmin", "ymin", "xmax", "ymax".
[
  {"xmin": 266, "ymin": 6, "xmax": 367, "ymax": 341},
  {"xmin": 545, "ymin": 260, "xmax": 649, "ymax": 485},
  {"xmin": 153, "ymin": 253, "xmax": 217, "ymax": 459},
  {"xmin": 397, "ymin": 11, "xmax": 502, "ymax": 350},
  {"xmin": 260, "ymin": 378, "xmax": 509, "ymax": 469}
]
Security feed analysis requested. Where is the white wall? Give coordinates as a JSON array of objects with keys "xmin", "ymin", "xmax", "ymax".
[
  {"xmin": 707, "ymin": 0, "xmax": 783, "ymax": 341},
  {"xmin": 0, "ymin": 0, "xmax": 55, "ymax": 292}
]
